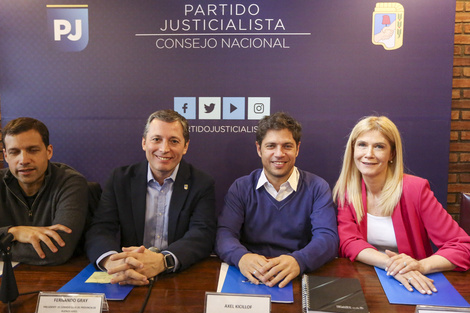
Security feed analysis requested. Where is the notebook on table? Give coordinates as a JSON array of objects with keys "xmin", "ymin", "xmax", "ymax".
[{"xmin": 301, "ymin": 274, "xmax": 369, "ymax": 313}]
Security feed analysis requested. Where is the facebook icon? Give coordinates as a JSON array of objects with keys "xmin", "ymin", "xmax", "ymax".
[{"xmin": 174, "ymin": 97, "xmax": 196, "ymax": 119}]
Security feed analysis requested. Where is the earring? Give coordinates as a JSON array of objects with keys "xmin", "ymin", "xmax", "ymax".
[{"xmin": 389, "ymin": 160, "xmax": 393, "ymax": 164}]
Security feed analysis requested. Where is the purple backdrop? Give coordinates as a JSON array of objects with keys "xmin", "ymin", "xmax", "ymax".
[{"xmin": 0, "ymin": 0, "xmax": 455, "ymax": 209}]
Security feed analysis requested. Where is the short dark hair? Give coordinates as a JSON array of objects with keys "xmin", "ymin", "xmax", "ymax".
[
  {"xmin": 143, "ymin": 110, "xmax": 189, "ymax": 144},
  {"xmin": 2, "ymin": 117, "xmax": 50, "ymax": 148},
  {"xmin": 256, "ymin": 112, "xmax": 302, "ymax": 146}
]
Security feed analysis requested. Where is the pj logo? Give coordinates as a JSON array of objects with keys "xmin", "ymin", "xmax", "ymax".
[{"xmin": 47, "ymin": 4, "xmax": 89, "ymax": 52}]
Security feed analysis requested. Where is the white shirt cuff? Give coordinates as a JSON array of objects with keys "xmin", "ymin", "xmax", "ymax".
[{"xmin": 96, "ymin": 251, "xmax": 118, "ymax": 271}]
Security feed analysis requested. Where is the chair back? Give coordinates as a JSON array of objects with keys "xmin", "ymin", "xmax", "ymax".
[
  {"xmin": 74, "ymin": 181, "xmax": 102, "ymax": 256},
  {"xmin": 460, "ymin": 192, "xmax": 470, "ymax": 235}
]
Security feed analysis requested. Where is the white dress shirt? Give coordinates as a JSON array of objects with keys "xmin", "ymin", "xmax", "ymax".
[{"xmin": 256, "ymin": 167, "xmax": 299, "ymax": 201}]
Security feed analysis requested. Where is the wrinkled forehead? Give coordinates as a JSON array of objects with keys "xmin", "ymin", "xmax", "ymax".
[
  {"xmin": 261, "ymin": 128, "xmax": 297, "ymax": 145},
  {"xmin": 146, "ymin": 120, "xmax": 185, "ymax": 139},
  {"xmin": 354, "ymin": 129, "xmax": 394, "ymax": 149},
  {"xmin": 4, "ymin": 129, "xmax": 46, "ymax": 150}
]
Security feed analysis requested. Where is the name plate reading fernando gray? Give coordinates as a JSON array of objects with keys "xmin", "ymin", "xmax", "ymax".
[{"xmin": 36, "ymin": 292, "xmax": 106, "ymax": 313}]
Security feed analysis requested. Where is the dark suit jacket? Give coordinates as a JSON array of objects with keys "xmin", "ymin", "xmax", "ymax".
[{"xmin": 85, "ymin": 159, "xmax": 216, "ymax": 271}]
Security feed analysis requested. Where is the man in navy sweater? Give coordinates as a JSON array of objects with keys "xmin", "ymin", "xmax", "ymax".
[{"xmin": 216, "ymin": 112, "xmax": 338, "ymax": 288}]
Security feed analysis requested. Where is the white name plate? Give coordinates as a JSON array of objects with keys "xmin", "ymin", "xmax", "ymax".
[
  {"xmin": 416, "ymin": 305, "xmax": 470, "ymax": 313},
  {"xmin": 205, "ymin": 292, "xmax": 271, "ymax": 313},
  {"xmin": 36, "ymin": 292, "xmax": 106, "ymax": 313}
]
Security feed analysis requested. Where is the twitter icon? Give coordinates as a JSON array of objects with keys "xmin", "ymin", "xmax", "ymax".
[
  {"xmin": 204, "ymin": 103, "xmax": 215, "ymax": 113},
  {"xmin": 199, "ymin": 97, "xmax": 221, "ymax": 120}
]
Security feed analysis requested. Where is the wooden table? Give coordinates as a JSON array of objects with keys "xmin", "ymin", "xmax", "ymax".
[{"xmin": 1, "ymin": 256, "xmax": 469, "ymax": 313}]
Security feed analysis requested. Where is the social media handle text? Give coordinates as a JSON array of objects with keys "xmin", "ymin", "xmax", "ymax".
[{"xmin": 189, "ymin": 125, "xmax": 258, "ymax": 133}]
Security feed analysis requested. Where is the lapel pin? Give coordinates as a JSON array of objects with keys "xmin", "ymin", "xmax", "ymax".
[{"xmin": 184, "ymin": 184, "xmax": 189, "ymax": 190}]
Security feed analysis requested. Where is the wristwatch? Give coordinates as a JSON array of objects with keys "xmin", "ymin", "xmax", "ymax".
[
  {"xmin": 148, "ymin": 247, "xmax": 175, "ymax": 272},
  {"xmin": 162, "ymin": 252, "xmax": 175, "ymax": 271}
]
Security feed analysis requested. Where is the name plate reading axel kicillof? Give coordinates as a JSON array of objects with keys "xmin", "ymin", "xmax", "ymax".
[
  {"xmin": 36, "ymin": 292, "xmax": 106, "ymax": 313},
  {"xmin": 205, "ymin": 292, "xmax": 271, "ymax": 313}
]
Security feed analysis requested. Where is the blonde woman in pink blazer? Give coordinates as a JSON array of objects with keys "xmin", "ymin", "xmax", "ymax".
[{"xmin": 333, "ymin": 116, "xmax": 470, "ymax": 295}]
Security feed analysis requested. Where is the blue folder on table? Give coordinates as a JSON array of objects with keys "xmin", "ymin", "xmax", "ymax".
[
  {"xmin": 375, "ymin": 267, "xmax": 470, "ymax": 307},
  {"xmin": 58, "ymin": 263, "xmax": 133, "ymax": 300},
  {"xmin": 219, "ymin": 264, "xmax": 293, "ymax": 303}
]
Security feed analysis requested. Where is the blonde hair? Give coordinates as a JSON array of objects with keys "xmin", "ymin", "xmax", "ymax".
[{"xmin": 333, "ymin": 116, "xmax": 404, "ymax": 222}]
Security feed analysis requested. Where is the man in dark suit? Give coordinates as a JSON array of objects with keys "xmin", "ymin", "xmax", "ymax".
[{"xmin": 85, "ymin": 110, "xmax": 216, "ymax": 285}]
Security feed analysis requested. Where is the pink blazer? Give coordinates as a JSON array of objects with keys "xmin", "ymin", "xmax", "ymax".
[{"xmin": 337, "ymin": 174, "xmax": 470, "ymax": 271}]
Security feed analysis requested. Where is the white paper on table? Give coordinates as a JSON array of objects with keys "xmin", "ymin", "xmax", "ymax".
[
  {"xmin": 216, "ymin": 262, "xmax": 229, "ymax": 292},
  {"xmin": 0, "ymin": 261, "xmax": 20, "ymax": 277}
]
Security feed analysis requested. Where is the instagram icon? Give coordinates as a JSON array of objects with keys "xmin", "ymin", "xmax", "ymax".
[{"xmin": 248, "ymin": 97, "xmax": 270, "ymax": 120}]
